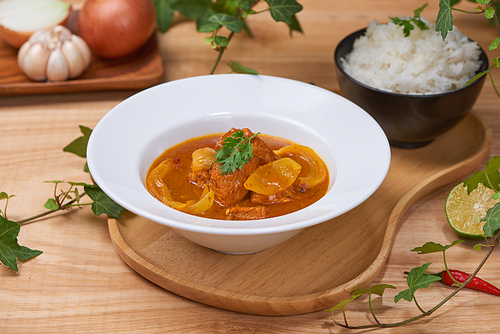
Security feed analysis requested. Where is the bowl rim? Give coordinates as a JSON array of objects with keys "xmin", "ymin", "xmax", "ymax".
[
  {"xmin": 87, "ymin": 74, "xmax": 391, "ymax": 236},
  {"xmin": 334, "ymin": 27, "xmax": 489, "ymax": 98}
]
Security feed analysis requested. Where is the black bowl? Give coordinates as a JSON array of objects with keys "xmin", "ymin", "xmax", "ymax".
[{"xmin": 334, "ymin": 28, "xmax": 489, "ymax": 149}]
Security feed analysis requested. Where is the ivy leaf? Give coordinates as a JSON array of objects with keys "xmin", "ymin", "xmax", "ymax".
[
  {"xmin": 0, "ymin": 216, "xmax": 42, "ymax": 271},
  {"xmin": 63, "ymin": 126, "xmax": 92, "ymax": 158},
  {"xmin": 463, "ymin": 156, "xmax": 500, "ymax": 194},
  {"xmin": 288, "ymin": 13, "xmax": 302, "ymax": 34},
  {"xmin": 326, "ymin": 284, "xmax": 396, "ymax": 313},
  {"xmin": 84, "ymin": 185, "xmax": 126, "ymax": 220},
  {"xmin": 485, "ymin": 6, "xmax": 496, "ymax": 18},
  {"xmin": 436, "ymin": 0, "xmax": 454, "ymax": 40},
  {"xmin": 476, "ymin": 0, "xmax": 492, "ymax": 4},
  {"xmin": 207, "ymin": 13, "xmax": 243, "ymax": 33},
  {"xmin": 216, "ymin": 0, "xmax": 241, "ymax": 16},
  {"xmin": 473, "ymin": 243, "xmax": 490, "ymax": 251},
  {"xmin": 265, "ymin": 0, "xmax": 303, "ymax": 25},
  {"xmin": 199, "ymin": 20, "xmax": 219, "ymax": 33},
  {"xmin": 227, "ymin": 61, "xmax": 259, "ymax": 74},
  {"xmin": 481, "ymin": 203, "xmax": 500, "ymax": 237},
  {"xmin": 394, "ymin": 263, "xmax": 442, "ymax": 303},
  {"xmin": 464, "ymin": 67, "xmax": 491, "ymax": 86},
  {"xmin": 239, "ymin": 0, "xmax": 252, "ymax": 10},
  {"xmin": 325, "ymin": 292, "xmax": 364, "ymax": 312},
  {"xmin": 411, "ymin": 240, "xmax": 464, "ymax": 254},
  {"xmin": 491, "ymin": 37, "xmax": 500, "ymax": 51},
  {"xmin": 214, "ymin": 35, "xmax": 229, "ymax": 47},
  {"xmin": 494, "ymin": 57, "xmax": 500, "ymax": 68},
  {"xmin": 172, "ymin": 0, "xmax": 212, "ymax": 20},
  {"xmin": 152, "ymin": 0, "xmax": 178, "ymax": 33},
  {"xmin": 43, "ymin": 198, "xmax": 59, "ymax": 211},
  {"xmin": 242, "ymin": 8, "xmax": 256, "ymax": 18},
  {"xmin": 370, "ymin": 283, "xmax": 397, "ymax": 296},
  {"xmin": 352, "ymin": 284, "xmax": 397, "ymax": 297}
]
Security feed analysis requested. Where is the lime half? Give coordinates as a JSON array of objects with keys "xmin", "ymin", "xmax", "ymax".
[{"xmin": 445, "ymin": 183, "xmax": 500, "ymax": 239}]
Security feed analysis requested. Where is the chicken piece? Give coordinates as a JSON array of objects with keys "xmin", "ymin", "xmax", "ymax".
[
  {"xmin": 208, "ymin": 158, "xmax": 258, "ymax": 206},
  {"xmin": 251, "ymin": 188, "xmax": 296, "ymax": 205},
  {"xmin": 226, "ymin": 206, "xmax": 269, "ymax": 220},
  {"xmin": 188, "ymin": 169, "xmax": 210, "ymax": 187},
  {"xmin": 208, "ymin": 128, "xmax": 279, "ymax": 206}
]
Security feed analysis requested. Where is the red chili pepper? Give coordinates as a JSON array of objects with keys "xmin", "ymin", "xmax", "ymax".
[{"xmin": 439, "ymin": 270, "xmax": 500, "ymax": 296}]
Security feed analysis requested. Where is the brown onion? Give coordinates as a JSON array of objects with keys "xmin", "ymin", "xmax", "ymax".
[{"xmin": 77, "ymin": 0, "xmax": 156, "ymax": 59}]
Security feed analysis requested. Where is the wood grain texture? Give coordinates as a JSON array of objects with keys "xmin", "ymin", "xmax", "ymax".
[
  {"xmin": 0, "ymin": 11, "xmax": 164, "ymax": 96},
  {"xmin": 1, "ymin": 0, "xmax": 500, "ymax": 332}
]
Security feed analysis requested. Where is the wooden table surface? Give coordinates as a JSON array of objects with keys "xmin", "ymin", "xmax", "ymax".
[{"xmin": 1, "ymin": 0, "xmax": 499, "ymax": 333}]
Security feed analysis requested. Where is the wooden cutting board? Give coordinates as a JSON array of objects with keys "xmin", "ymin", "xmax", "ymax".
[
  {"xmin": 0, "ymin": 11, "xmax": 164, "ymax": 96},
  {"xmin": 108, "ymin": 111, "xmax": 490, "ymax": 316}
]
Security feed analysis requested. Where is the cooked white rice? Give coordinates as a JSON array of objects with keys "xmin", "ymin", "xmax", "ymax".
[{"xmin": 341, "ymin": 19, "xmax": 482, "ymax": 95}]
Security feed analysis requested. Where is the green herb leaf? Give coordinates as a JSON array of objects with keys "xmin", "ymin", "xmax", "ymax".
[
  {"xmin": 227, "ymin": 61, "xmax": 259, "ymax": 74},
  {"xmin": 84, "ymin": 185, "xmax": 126, "ymax": 220},
  {"xmin": 369, "ymin": 283, "xmax": 397, "ymax": 296},
  {"xmin": 488, "ymin": 37, "xmax": 500, "ymax": 50},
  {"xmin": 265, "ymin": 0, "xmax": 303, "ymax": 25},
  {"xmin": 481, "ymin": 203, "xmax": 500, "ymax": 237},
  {"xmin": 326, "ymin": 283, "xmax": 396, "ymax": 313},
  {"xmin": 411, "ymin": 240, "xmax": 464, "ymax": 254},
  {"xmin": 215, "ymin": 130, "xmax": 259, "ymax": 175},
  {"xmin": 152, "ymin": 0, "xmax": 178, "ymax": 33},
  {"xmin": 43, "ymin": 198, "xmax": 59, "ymax": 211},
  {"xmin": 485, "ymin": 6, "xmax": 496, "ymax": 19},
  {"xmin": 214, "ymin": 35, "xmax": 229, "ymax": 47},
  {"xmin": 476, "ymin": 0, "xmax": 491, "ymax": 5},
  {"xmin": 63, "ymin": 126, "xmax": 92, "ymax": 158},
  {"xmin": 288, "ymin": 13, "xmax": 302, "ymax": 34},
  {"xmin": 390, "ymin": 3, "xmax": 429, "ymax": 37},
  {"xmin": 172, "ymin": 0, "xmax": 212, "ymax": 20},
  {"xmin": 436, "ymin": 0, "xmax": 454, "ymax": 40},
  {"xmin": 473, "ymin": 243, "xmax": 490, "ymax": 251},
  {"xmin": 325, "ymin": 293, "xmax": 364, "ymax": 312},
  {"xmin": 391, "ymin": 17, "xmax": 415, "ymax": 37},
  {"xmin": 494, "ymin": 57, "xmax": 500, "ymax": 68},
  {"xmin": 0, "ymin": 215, "xmax": 42, "ymax": 271},
  {"xmin": 463, "ymin": 156, "xmax": 500, "ymax": 194},
  {"xmin": 464, "ymin": 67, "xmax": 491, "ymax": 86},
  {"xmin": 207, "ymin": 13, "xmax": 243, "ymax": 33},
  {"xmin": 242, "ymin": 8, "xmax": 256, "ymax": 18},
  {"xmin": 394, "ymin": 263, "xmax": 442, "ymax": 303},
  {"xmin": 351, "ymin": 284, "xmax": 397, "ymax": 298}
]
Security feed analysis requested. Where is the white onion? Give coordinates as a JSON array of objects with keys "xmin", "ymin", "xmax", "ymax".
[{"xmin": 0, "ymin": 0, "xmax": 70, "ymax": 48}]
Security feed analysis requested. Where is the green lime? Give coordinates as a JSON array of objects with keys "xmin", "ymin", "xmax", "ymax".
[{"xmin": 445, "ymin": 182, "xmax": 500, "ymax": 239}]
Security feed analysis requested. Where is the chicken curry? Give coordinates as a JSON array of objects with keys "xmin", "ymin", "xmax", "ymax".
[{"xmin": 146, "ymin": 128, "xmax": 329, "ymax": 220}]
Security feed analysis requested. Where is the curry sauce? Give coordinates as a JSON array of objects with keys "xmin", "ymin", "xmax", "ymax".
[{"xmin": 146, "ymin": 131, "xmax": 329, "ymax": 220}]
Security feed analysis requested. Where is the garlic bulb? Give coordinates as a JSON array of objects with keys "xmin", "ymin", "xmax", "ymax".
[{"xmin": 17, "ymin": 25, "xmax": 91, "ymax": 82}]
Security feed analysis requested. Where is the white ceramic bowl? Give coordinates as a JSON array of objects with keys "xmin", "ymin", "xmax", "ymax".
[{"xmin": 87, "ymin": 74, "xmax": 391, "ymax": 254}]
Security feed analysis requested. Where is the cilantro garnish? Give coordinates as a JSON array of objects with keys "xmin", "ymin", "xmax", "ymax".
[
  {"xmin": 390, "ymin": 3, "xmax": 429, "ymax": 37},
  {"xmin": 215, "ymin": 130, "xmax": 260, "ymax": 175}
]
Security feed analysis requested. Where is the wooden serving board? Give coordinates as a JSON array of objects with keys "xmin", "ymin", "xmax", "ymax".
[
  {"xmin": 108, "ymin": 111, "xmax": 491, "ymax": 316},
  {"xmin": 0, "ymin": 11, "xmax": 164, "ymax": 96}
]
